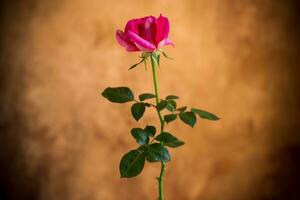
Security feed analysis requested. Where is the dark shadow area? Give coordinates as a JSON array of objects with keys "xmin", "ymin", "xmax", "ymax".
[{"xmin": 0, "ymin": 1, "xmax": 42, "ymax": 200}]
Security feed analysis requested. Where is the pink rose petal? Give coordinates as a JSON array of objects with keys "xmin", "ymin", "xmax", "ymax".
[
  {"xmin": 115, "ymin": 30, "xmax": 139, "ymax": 52},
  {"xmin": 127, "ymin": 30, "xmax": 156, "ymax": 52},
  {"xmin": 155, "ymin": 14, "xmax": 170, "ymax": 46}
]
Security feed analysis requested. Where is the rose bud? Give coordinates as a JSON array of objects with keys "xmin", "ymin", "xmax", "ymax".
[{"xmin": 116, "ymin": 14, "xmax": 174, "ymax": 52}]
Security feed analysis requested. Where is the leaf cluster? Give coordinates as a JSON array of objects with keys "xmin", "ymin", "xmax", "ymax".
[
  {"xmin": 121, "ymin": 125, "xmax": 184, "ymax": 178},
  {"xmin": 101, "ymin": 86, "xmax": 220, "ymax": 178}
]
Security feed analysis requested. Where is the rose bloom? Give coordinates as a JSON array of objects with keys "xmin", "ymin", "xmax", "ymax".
[{"xmin": 116, "ymin": 14, "xmax": 174, "ymax": 52}]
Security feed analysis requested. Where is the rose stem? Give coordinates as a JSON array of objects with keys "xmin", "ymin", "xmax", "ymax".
[{"xmin": 150, "ymin": 52, "xmax": 166, "ymax": 200}]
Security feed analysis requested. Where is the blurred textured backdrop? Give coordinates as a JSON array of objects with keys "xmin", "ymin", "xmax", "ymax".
[{"xmin": 0, "ymin": 0, "xmax": 300, "ymax": 200}]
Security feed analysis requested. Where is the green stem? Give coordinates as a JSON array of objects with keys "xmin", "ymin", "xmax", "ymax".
[
  {"xmin": 158, "ymin": 161, "xmax": 166, "ymax": 200},
  {"xmin": 150, "ymin": 53, "xmax": 166, "ymax": 200},
  {"xmin": 150, "ymin": 54, "xmax": 165, "ymax": 132}
]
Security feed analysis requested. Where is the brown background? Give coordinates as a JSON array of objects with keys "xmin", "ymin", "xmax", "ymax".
[{"xmin": 1, "ymin": 0, "xmax": 300, "ymax": 200}]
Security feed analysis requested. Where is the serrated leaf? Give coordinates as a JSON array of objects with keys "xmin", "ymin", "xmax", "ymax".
[
  {"xmin": 131, "ymin": 128, "xmax": 148, "ymax": 145},
  {"xmin": 144, "ymin": 125, "xmax": 156, "ymax": 137},
  {"xmin": 131, "ymin": 103, "xmax": 146, "ymax": 121},
  {"xmin": 166, "ymin": 100, "xmax": 177, "ymax": 112},
  {"xmin": 176, "ymin": 106, "xmax": 187, "ymax": 112},
  {"xmin": 179, "ymin": 112, "xmax": 197, "ymax": 127},
  {"xmin": 166, "ymin": 95, "xmax": 179, "ymax": 100},
  {"xmin": 164, "ymin": 114, "xmax": 177, "ymax": 123},
  {"xmin": 191, "ymin": 108, "xmax": 220, "ymax": 120},
  {"xmin": 120, "ymin": 149, "xmax": 146, "ymax": 178},
  {"xmin": 155, "ymin": 132, "xmax": 185, "ymax": 148},
  {"xmin": 157, "ymin": 100, "xmax": 167, "ymax": 111},
  {"xmin": 147, "ymin": 143, "xmax": 170, "ymax": 162},
  {"xmin": 102, "ymin": 87, "xmax": 134, "ymax": 103},
  {"xmin": 139, "ymin": 93, "xmax": 156, "ymax": 101}
]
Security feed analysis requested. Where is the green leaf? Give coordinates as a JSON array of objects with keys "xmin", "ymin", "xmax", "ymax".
[
  {"xmin": 157, "ymin": 100, "xmax": 167, "ymax": 111},
  {"xmin": 166, "ymin": 100, "xmax": 177, "ymax": 112},
  {"xmin": 191, "ymin": 108, "xmax": 220, "ymax": 120},
  {"xmin": 166, "ymin": 95, "xmax": 179, "ymax": 100},
  {"xmin": 139, "ymin": 93, "xmax": 156, "ymax": 101},
  {"xmin": 155, "ymin": 132, "xmax": 185, "ymax": 148},
  {"xmin": 102, "ymin": 87, "xmax": 134, "ymax": 103},
  {"xmin": 131, "ymin": 103, "xmax": 146, "ymax": 121},
  {"xmin": 144, "ymin": 125, "xmax": 156, "ymax": 137},
  {"xmin": 164, "ymin": 114, "xmax": 177, "ymax": 123},
  {"xmin": 119, "ymin": 149, "xmax": 146, "ymax": 178},
  {"xmin": 137, "ymin": 145, "xmax": 147, "ymax": 152},
  {"xmin": 176, "ymin": 106, "xmax": 187, "ymax": 112},
  {"xmin": 131, "ymin": 128, "xmax": 148, "ymax": 145},
  {"xmin": 179, "ymin": 112, "xmax": 197, "ymax": 127},
  {"xmin": 147, "ymin": 143, "xmax": 170, "ymax": 162}
]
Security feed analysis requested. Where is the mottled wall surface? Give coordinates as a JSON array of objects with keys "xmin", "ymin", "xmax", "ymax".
[{"xmin": 0, "ymin": 0, "xmax": 300, "ymax": 200}]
